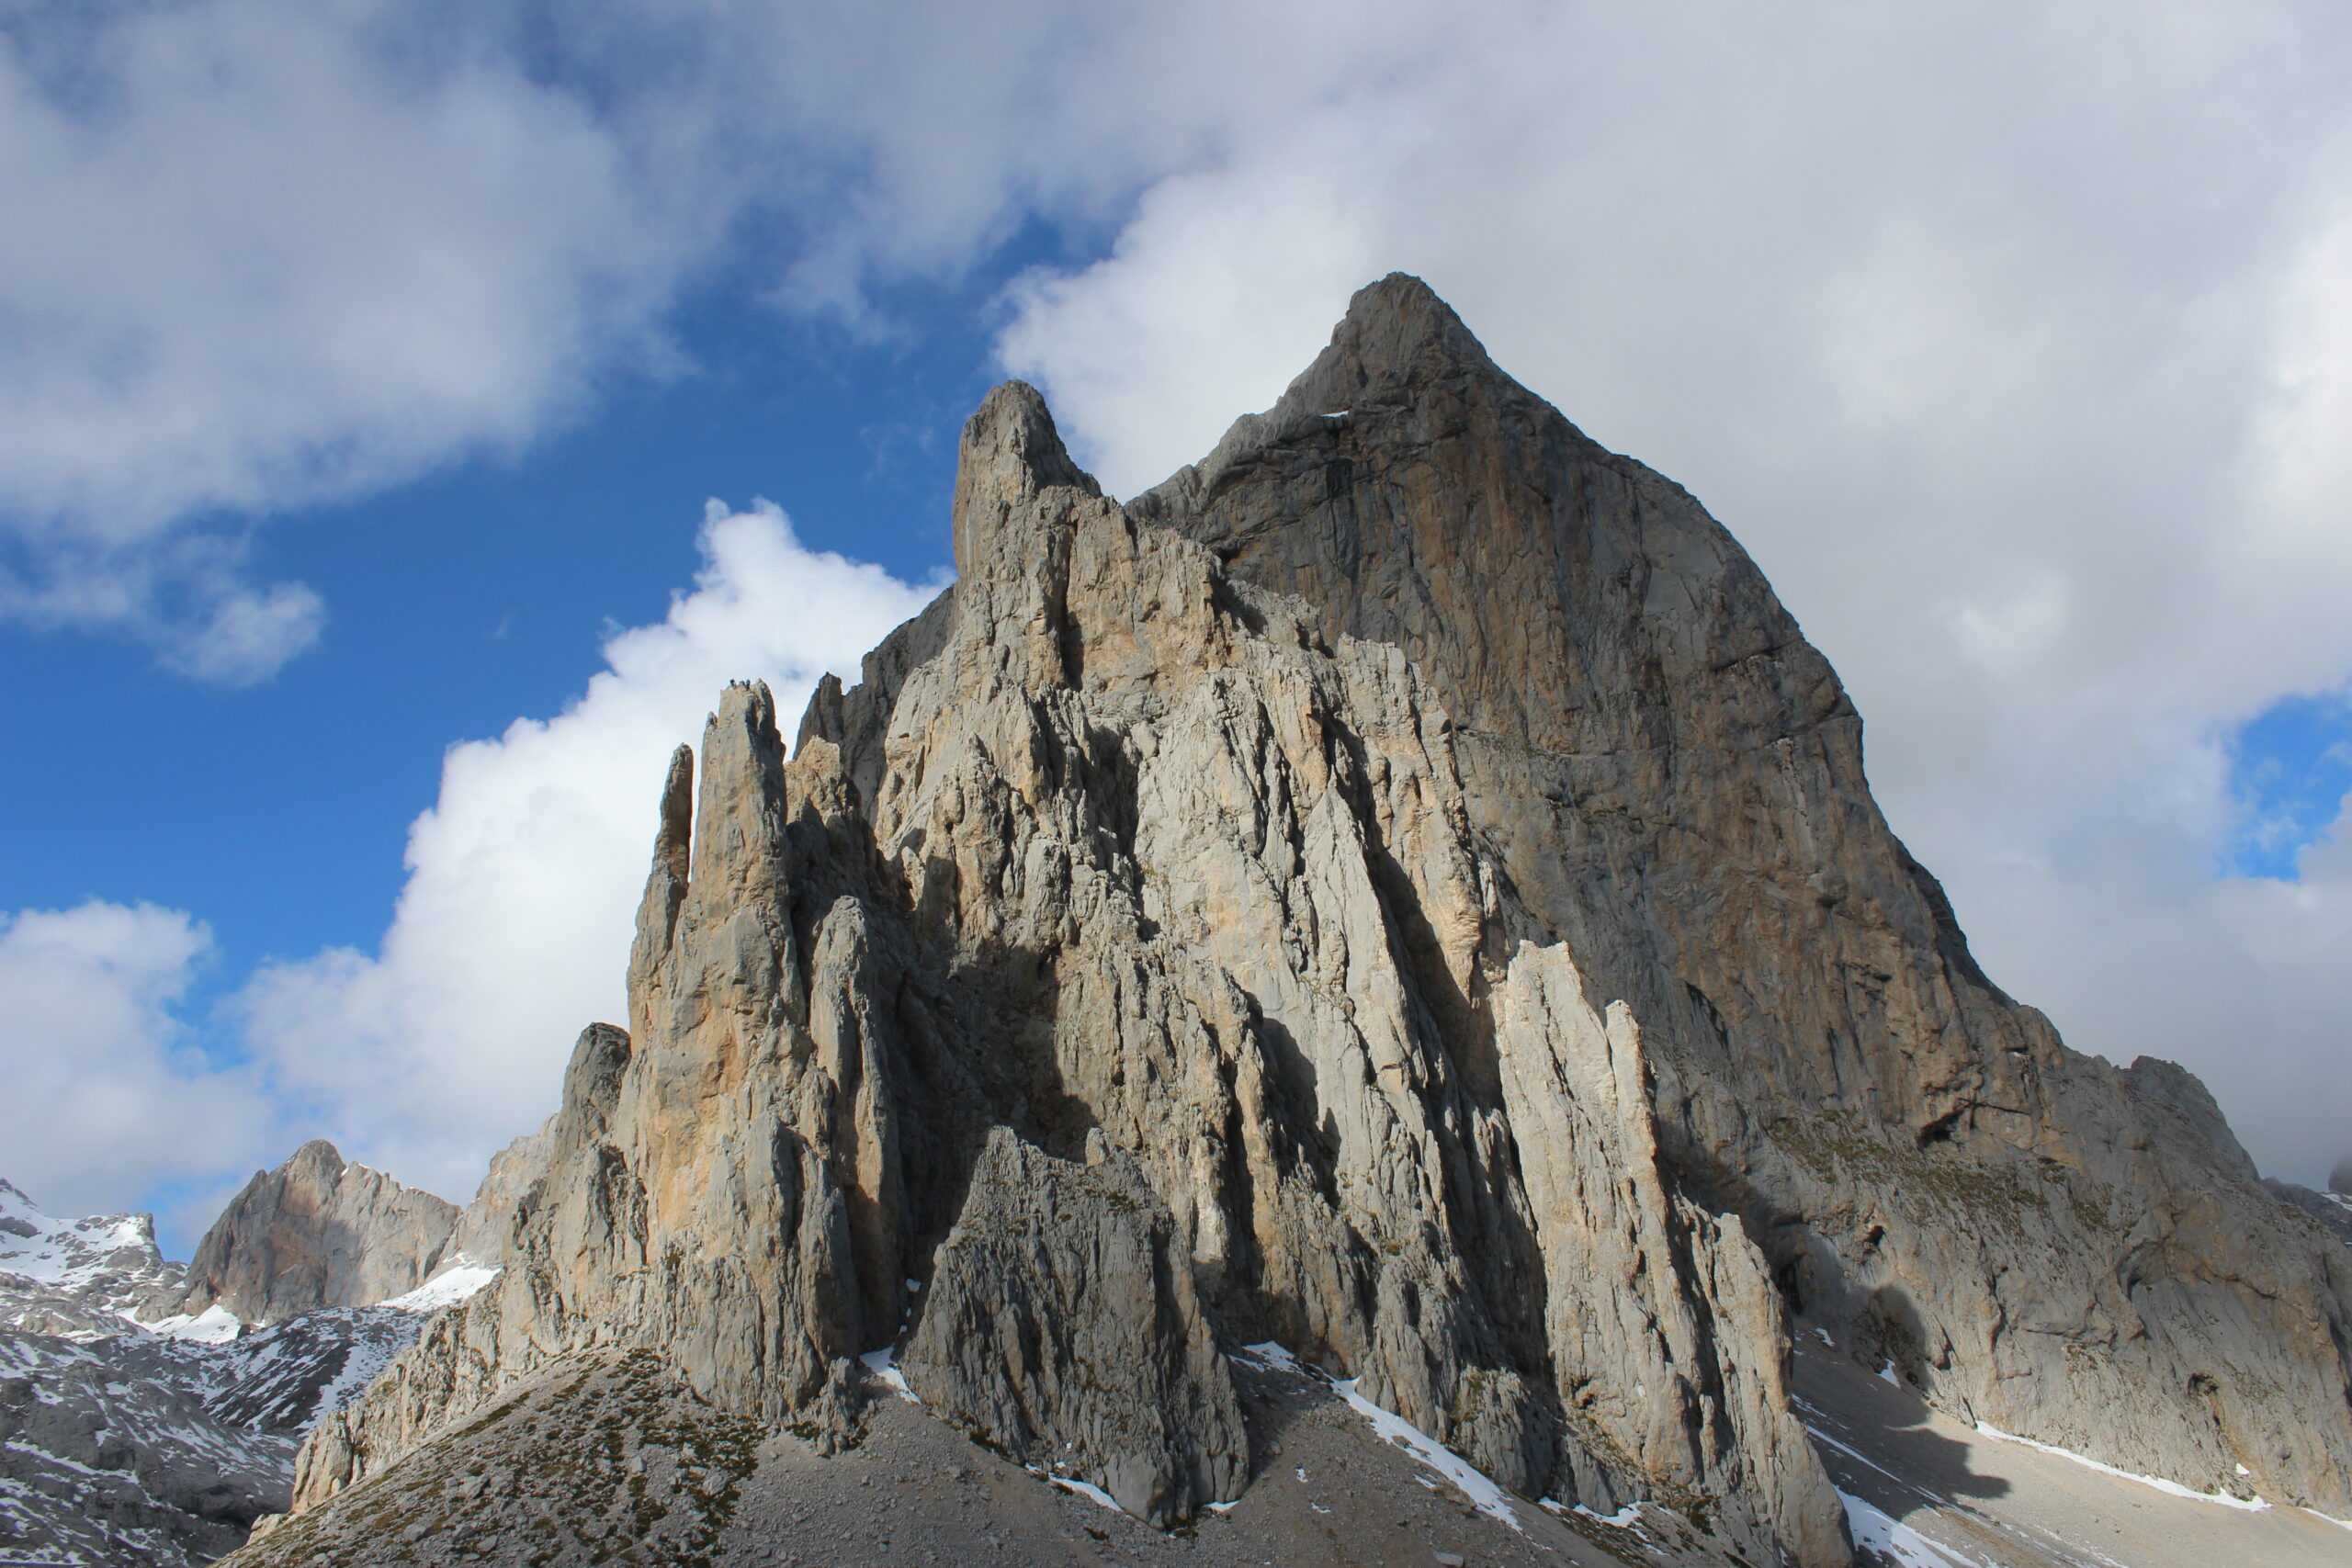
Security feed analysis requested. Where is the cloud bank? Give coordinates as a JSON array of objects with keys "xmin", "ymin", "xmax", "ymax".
[
  {"xmin": 0, "ymin": 0, "xmax": 1416, "ymax": 678},
  {"xmin": 0, "ymin": 902, "xmax": 266, "ymax": 1217}
]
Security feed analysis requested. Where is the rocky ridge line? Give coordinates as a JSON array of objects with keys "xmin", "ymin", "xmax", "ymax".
[{"xmin": 269, "ymin": 279, "xmax": 2352, "ymax": 1568}]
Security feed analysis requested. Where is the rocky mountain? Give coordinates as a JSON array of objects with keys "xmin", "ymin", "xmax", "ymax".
[
  {"xmin": 2267, "ymin": 1175, "xmax": 2352, "ymax": 1247},
  {"xmin": 0, "ymin": 1177, "xmax": 187, "ymax": 1338},
  {"xmin": 0, "ymin": 1165, "xmax": 510, "ymax": 1567},
  {"xmin": 241, "ymin": 277, "xmax": 2351, "ymax": 1568},
  {"xmin": 447, "ymin": 1118, "xmax": 553, "ymax": 1266},
  {"xmin": 1, "ymin": 1328, "xmax": 297, "ymax": 1566},
  {"xmin": 0, "ymin": 1280, "xmax": 501, "ymax": 1568},
  {"xmin": 173, "ymin": 1142, "xmax": 468, "ymax": 1325}
]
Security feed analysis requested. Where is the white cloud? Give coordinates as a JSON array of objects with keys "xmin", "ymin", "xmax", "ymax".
[
  {"xmin": 0, "ymin": 902, "xmax": 270, "ymax": 1217},
  {"xmin": 162, "ymin": 581, "xmax": 327, "ymax": 685},
  {"xmin": 994, "ymin": 2, "xmax": 2352, "ymax": 1181},
  {"xmin": 0, "ymin": 0, "xmax": 705, "ymax": 676},
  {"xmin": 237, "ymin": 501, "xmax": 939, "ymax": 1201},
  {"xmin": 0, "ymin": 0, "xmax": 1432, "ymax": 677},
  {"xmin": 12, "ymin": 0, "xmax": 2350, "ymax": 1188}
]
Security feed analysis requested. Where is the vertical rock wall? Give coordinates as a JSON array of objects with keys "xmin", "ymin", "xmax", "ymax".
[
  {"xmin": 1135, "ymin": 273, "xmax": 2352, "ymax": 1516},
  {"xmin": 285, "ymin": 279, "xmax": 2352, "ymax": 1566}
]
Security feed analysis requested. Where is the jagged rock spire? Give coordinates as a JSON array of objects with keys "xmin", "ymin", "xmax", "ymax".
[{"xmin": 281, "ymin": 277, "xmax": 2352, "ymax": 1567}]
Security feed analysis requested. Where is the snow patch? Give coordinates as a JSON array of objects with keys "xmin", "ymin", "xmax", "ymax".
[
  {"xmin": 1232, "ymin": 1341, "xmax": 1523, "ymax": 1532},
  {"xmin": 1877, "ymin": 1361, "xmax": 1901, "ymax": 1387},
  {"xmin": 1838, "ymin": 1488, "xmax": 1992, "ymax": 1568},
  {"xmin": 1971, "ymin": 1422, "xmax": 2271, "ymax": 1510},
  {"xmin": 379, "ymin": 1261, "xmax": 499, "ymax": 1314},
  {"xmin": 137, "ymin": 1304, "xmax": 243, "ymax": 1344},
  {"xmin": 1035, "ymin": 1468, "xmax": 1124, "ymax": 1512},
  {"xmin": 858, "ymin": 1347, "xmax": 918, "ymax": 1403}
]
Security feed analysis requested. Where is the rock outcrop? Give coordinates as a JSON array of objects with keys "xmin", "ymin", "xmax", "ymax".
[
  {"xmin": 2267, "ymin": 1179, "xmax": 2352, "ymax": 1248},
  {"xmin": 447, "ymin": 1120, "xmax": 553, "ymax": 1266},
  {"xmin": 901, "ymin": 1126, "xmax": 1248, "ymax": 1526},
  {"xmin": 0, "ymin": 1330, "xmax": 295, "ymax": 1567},
  {"xmin": 176, "ymin": 1142, "xmax": 460, "ymax": 1325},
  {"xmin": 274, "ymin": 277, "xmax": 2352, "ymax": 1567}
]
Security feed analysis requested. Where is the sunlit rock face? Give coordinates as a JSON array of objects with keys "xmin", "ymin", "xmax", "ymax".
[
  {"xmin": 282, "ymin": 278, "xmax": 2352, "ymax": 1568},
  {"xmin": 174, "ymin": 1142, "xmax": 462, "ymax": 1325}
]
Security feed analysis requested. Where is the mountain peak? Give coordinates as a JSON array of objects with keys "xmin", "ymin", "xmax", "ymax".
[
  {"xmin": 178, "ymin": 1141, "xmax": 461, "ymax": 1325},
  {"xmin": 268, "ymin": 276, "xmax": 2352, "ymax": 1568},
  {"xmin": 952, "ymin": 380, "xmax": 1100, "ymax": 580},
  {"xmin": 1282, "ymin": 272, "xmax": 1499, "ymax": 414}
]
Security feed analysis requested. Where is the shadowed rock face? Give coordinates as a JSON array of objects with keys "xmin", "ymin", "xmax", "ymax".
[
  {"xmin": 902, "ymin": 1126, "xmax": 1248, "ymax": 1528},
  {"xmin": 277, "ymin": 279, "xmax": 2352, "ymax": 1568},
  {"xmin": 177, "ymin": 1143, "xmax": 460, "ymax": 1325},
  {"xmin": 1136, "ymin": 274, "xmax": 2352, "ymax": 1515}
]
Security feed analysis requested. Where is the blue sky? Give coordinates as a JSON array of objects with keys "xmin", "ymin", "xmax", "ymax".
[
  {"xmin": 2227, "ymin": 695, "xmax": 2352, "ymax": 881},
  {"xmin": 4, "ymin": 1, "xmax": 2349, "ymax": 1246}
]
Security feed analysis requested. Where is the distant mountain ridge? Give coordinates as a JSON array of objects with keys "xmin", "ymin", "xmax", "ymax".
[
  {"xmin": 175, "ymin": 1140, "xmax": 469, "ymax": 1325},
  {"xmin": 0, "ymin": 1176, "xmax": 187, "ymax": 1338},
  {"xmin": 0, "ymin": 1143, "xmax": 524, "ymax": 1567}
]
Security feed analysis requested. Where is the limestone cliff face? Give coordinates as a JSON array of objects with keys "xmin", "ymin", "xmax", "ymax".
[
  {"xmin": 447, "ymin": 1120, "xmax": 552, "ymax": 1268},
  {"xmin": 1136, "ymin": 274, "xmax": 2352, "ymax": 1512},
  {"xmin": 283, "ymin": 279, "xmax": 2352, "ymax": 1567},
  {"xmin": 177, "ymin": 1142, "xmax": 460, "ymax": 1325}
]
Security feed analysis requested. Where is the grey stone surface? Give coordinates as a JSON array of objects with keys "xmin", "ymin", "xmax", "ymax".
[
  {"xmin": 177, "ymin": 1142, "xmax": 461, "ymax": 1324},
  {"xmin": 0, "ymin": 1287, "xmax": 469, "ymax": 1565},
  {"xmin": 0, "ymin": 1329, "xmax": 294, "ymax": 1567},
  {"xmin": 901, "ymin": 1126, "xmax": 1247, "ymax": 1524},
  {"xmin": 268, "ymin": 277, "xmax": 2352, "ymax": 1568},
  {"xmin": 1137, "ymin": 273, "xmax": 2352, "ymax": 1522},
  {"xmin": 448, "ymin": 1119, "xmax": 554, "ymax": 1266},
  {"xmin": 231, "ymin": 1345, "xmax": 1738, "ymax": 1568}
]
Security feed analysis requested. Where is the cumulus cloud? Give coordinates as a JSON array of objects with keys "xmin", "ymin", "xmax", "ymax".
[
  {"xmin": 0, "ymin": 0, "xmax": 707, "ymax": 676},
  {"xmin": 0, "ymin": 902, "xmax": 270, "ymax": 1216},
  {"xmin": 14, "ymin": 0, "xmax": 2349, "ymax": 1187},
  {"xmin": 237, "ymin": 502, "xmax": 939, "ymax": 1201},
  {"xmin": 0, "ymin": 0, "xmax": 1419, "ymax": 677},
  {"xmin": 995, "ymin": 3, "xmax": 2352, "ymax": 1180}
]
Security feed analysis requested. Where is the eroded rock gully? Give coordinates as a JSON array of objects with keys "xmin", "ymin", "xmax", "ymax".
[{"xmin": 276, "ymin": 278, "xmax": 2352, "ymax": 1568}]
